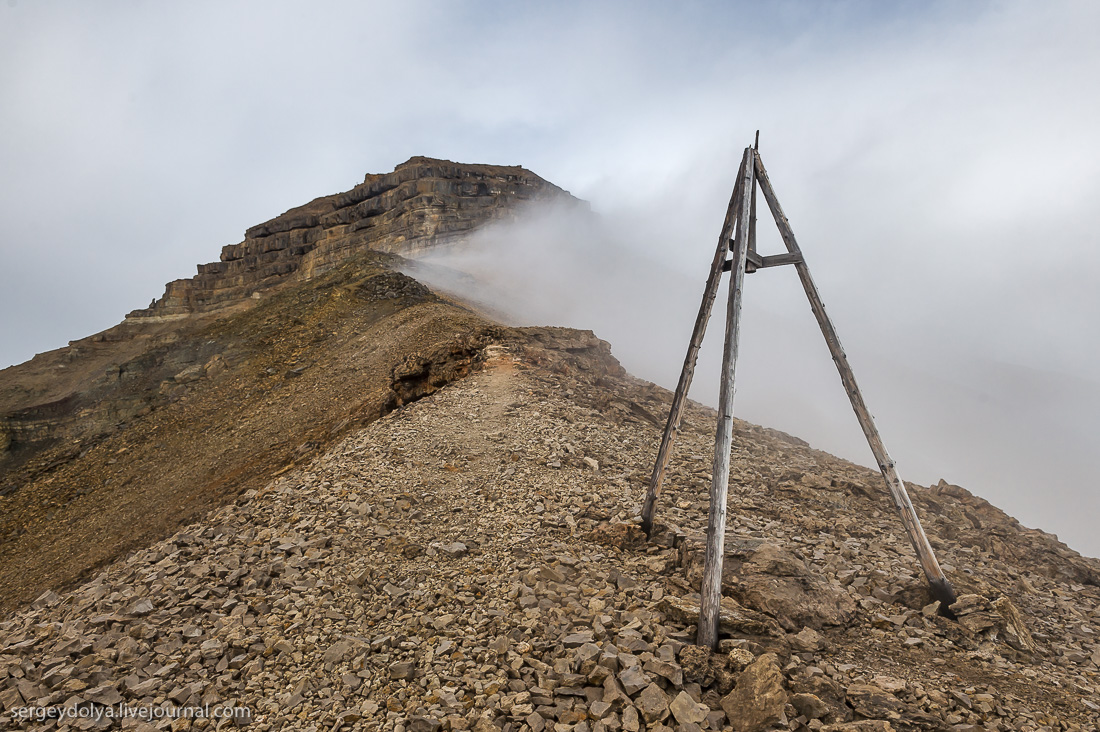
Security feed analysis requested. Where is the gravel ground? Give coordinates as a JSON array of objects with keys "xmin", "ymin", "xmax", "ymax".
[{"xmin": 2, "ymin": 342, "xmax": 1098, "ymax": 732}]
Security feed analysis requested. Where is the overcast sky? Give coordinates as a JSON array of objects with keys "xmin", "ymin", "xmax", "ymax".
[{"xmin": 2, "ymin": 1, "xmax": 1098, "ymax": 556}]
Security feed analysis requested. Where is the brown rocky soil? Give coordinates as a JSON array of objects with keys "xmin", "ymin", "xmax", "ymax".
[
  {"xmin": 0, "ymin": 157, "xmax": 582, "ymax": 616},
  {"xmin": 0, "ymin": 251, "xmax": 507, "ymax": 613},
  {"xmin": 1, "ymin": 159, "xmax": 1098, "ymax": 731},
  {"xmin": 1, "ymin": 336, "xmax": 1098, "ymax": 731}
]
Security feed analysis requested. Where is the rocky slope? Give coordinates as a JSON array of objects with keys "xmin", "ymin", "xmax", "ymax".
[
  {"xmin": 1, "ymin": 159, "xmax": 1099, "ymax": 732},
  {"xmin": 1, "ymin": 157, "xmax": 574, "ymax": 455},
  {"xmin": 0, "ymin": 158, "xmax": 577, "ymax": 612},
  {"xmin": 0, "ymin": 252, "xmax": 508, "ymax": 612},
  {"xmin": 1, "ymin": 340, "xmax": 1098, "ymax": 731}
]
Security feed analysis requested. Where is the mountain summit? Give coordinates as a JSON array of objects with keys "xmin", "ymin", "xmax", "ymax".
[
  {"xmin": 0, "ymin": 157, "xmax": 580, "ymax": 612},
  {"xmin": 1, "ymin": 160, "xmax": 1098, "ymax": 730},
  {"xmin": 132, "ymin": 157, "xmax": 576, "ymax": 319}
]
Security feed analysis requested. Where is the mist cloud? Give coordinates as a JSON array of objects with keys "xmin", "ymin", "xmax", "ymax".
[{"xmin": 412, "ymin": 193, "xmax": 1100, "ymax": 559}]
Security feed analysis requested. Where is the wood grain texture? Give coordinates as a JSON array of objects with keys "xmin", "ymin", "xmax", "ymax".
[{"xmin": 698, "ymin": 147, "xmax": 755, "ymax": 649}]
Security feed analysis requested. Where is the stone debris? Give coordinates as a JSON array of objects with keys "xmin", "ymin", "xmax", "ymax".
[{"xmin": 0, "ymin": 345, "xmax": 1098, "ymax": 731}]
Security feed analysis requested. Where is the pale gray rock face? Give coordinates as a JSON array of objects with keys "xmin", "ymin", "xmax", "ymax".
[{"xmin": 0, "ymin": 346, "xmax": 1098, "ymax": 731}]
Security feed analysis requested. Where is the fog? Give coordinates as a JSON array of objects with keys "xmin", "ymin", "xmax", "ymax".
[
  {"xmin": 1, "ymin": 1, "xmax": 1098, "ymax": 555},
  {"xmin": 411, "ymin": 196, "xmax": 1100, "ymax": 559}
]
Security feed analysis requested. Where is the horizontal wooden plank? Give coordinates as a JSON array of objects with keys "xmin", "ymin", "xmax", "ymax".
[{"xmin": 758, "ymin": 252, "xmax": 803, "ymax": 268}]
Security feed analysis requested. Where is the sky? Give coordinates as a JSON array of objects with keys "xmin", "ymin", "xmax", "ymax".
[{"xmin": 1, "ymin": 1, "xmax": 1098, "ymax": 557}]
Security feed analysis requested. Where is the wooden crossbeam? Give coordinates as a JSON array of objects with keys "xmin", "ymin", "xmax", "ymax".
[
  {"xmin": 729, "ymin": 251, "xmax": 801, "ymax": 273},
  {"xmin": 758, "ymin": 252, "xmax": 802, "ymax": 268}
]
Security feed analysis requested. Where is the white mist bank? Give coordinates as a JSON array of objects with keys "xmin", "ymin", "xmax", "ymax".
[{"xmin": 406, "ymin": 202, "xmax": 1100, "ymax": 560}]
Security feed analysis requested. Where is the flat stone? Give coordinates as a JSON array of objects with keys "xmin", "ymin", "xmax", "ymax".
[
  {"xmin": 435, "ymin": 542, "xmax": 468, "ymax": 558},
  {"xmin": 791, "ymin": 626, "xmax": 828, "ymax": 652},
  {"xmin": 729, "ymin": 573, "xmax": 856, "ymax": 631},
  {"xmin": 669, "ymin": 690, "xmax": 708, "ymax": 725},
  {"xmin": 589, "ymin": 700, "xmax": 612, "ymax": 719},
  {"xmin": 643, "ymin": 658, "xmax": 683, "ymax": 687},
  {"xmin": 949, "ymin": 593, "xmax": 987, "ymax": 614},
  {"xmin": 845, "ymin": 684, "xmax": 905, "ymax": 720},
  {"xmin": 389, "ymin": 661, "xmax": 416, "ymax": 681},
  {"xmin": 128, "ymin": 599, "xmax": 155, "ymax": 616},
  {"xmin": 562, "ymin": 630, "xmax": 594, "ymax": 647},
  {"xmin": 324, "ymin": 640, "xmax": 352, "ymax": 664},
  {"xmin": 407, "ymin": 717, "xmax": 443, "ymax": 732},
  {"xmin": 0, "ymin": 687, "xmax": 25, "ymax": 710},
  {"xmin": 661, "ymin": 594, "xmax": 784, "ymax": 637},
  {"xmin": 992, "ymin": 596, "xmax": 1037, "ymax": 653},
  {"xmin": 200, "ymin": 638, "xmax": 225, "ymax": 659},
  {"xmin": 622, "ymin": 704, "xmax": 641, "ymax": 732},
  {"xmin": 525, "ymin": 712, "xmax": 546, "ymax": 732},
  {"xmin": 618, "ymin": 665, "xmax": 652, "ymax": 696},
  {"xmin": 791, "ymin": 692, "xmax": 830, "ymax": 720}
]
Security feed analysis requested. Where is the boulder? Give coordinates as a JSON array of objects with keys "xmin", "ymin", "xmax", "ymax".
[
  {"xmin": 992, "ymin": 596, "xmax": 1037, "ymax": 654},
  {"xmin": 669, "ymin": 691, "xmax": 709, "ymax": 726},
  {"xmin": 845, "ymin": 684, "xmax": 905, "ymax": 720},
  {"xmin": 728, "ymin": 573, "xmax": 856, "ymax": 631},
  {"xmin": 720, "ymin": 653, "xmax": 787, "ymax": 732}
]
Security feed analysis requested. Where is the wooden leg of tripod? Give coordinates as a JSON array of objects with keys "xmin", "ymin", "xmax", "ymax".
[
  {"xmin": 641, "ymin": 152, "xmax": 748, "ymax": 537},
  {"xmin": 698, "ymin": 148, "xmax": 755, "ymax": 649},
  {"xmin": 752, "ymin": 150, "xmax": 957, "ymax": 609}
]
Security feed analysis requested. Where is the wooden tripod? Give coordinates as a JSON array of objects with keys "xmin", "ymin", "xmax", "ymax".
[{"xmin": 641, "ymin": 141, "xmax": 958, "ymax": 649}]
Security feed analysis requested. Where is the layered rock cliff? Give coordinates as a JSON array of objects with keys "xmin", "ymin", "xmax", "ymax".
[
  {"xmin": 129, "ymin": 157, "xmax": 577, "ymax": 318},
  {"xmin": 0, "ymin": 157, "xmax": 577, "ymax": 468}
]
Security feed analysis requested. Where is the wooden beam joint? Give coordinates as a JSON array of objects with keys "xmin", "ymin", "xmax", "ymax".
[{"xmin": 732, "ymin": 250, "xmax": 802, "ymax": 274}]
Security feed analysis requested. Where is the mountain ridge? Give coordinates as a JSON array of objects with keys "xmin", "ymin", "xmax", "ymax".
[
  {"xmin": 127, "ymin": 157, "xmax": 577, "ymax": 320},
  {"xmin": 1, "ymin": 159, "xmax": 1098, "ymax": 730}
]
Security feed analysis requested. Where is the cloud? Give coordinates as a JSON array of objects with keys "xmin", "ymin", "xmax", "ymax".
[{"xmin": 1, "ymin": 0, "xmax": 1098, "ymax": 555}]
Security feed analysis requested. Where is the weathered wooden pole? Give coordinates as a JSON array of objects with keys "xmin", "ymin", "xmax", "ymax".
[
  {"xmin": 698, "ymin": 148, "xmax": 755, "ymax": 649},
  {"xmin": 752, "ymin": 150, "xmax": 957, "ymax": 608},
  {"xmin": 640, "ymin": 153, "xmax": 749, "ymax": 537},
  {"xmin": 748, "ymin": 131, "xmax": 759, "ymax": 256}
]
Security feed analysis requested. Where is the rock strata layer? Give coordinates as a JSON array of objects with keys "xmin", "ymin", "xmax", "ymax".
[{"xmin": 130, "ymin": 157, "xmax": 577, "ymax": 318}]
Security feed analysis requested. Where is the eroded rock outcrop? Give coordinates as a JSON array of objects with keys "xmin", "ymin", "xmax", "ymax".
[{"xmin": 130, "ymin": 157, "xmax": 578, "ymax": 318}]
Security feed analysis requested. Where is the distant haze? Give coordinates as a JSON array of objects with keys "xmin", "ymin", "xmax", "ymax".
[
  {"xmin": 2, "ymin": 2, "xmax": 1098, "ymax": 556},
  {"xmin": 412, "ymin": 202, "xmax": 1100, "ymax": 560}
]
